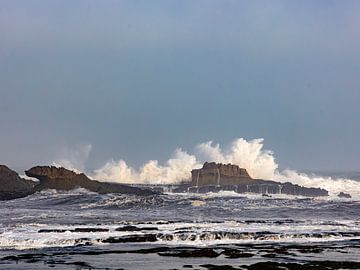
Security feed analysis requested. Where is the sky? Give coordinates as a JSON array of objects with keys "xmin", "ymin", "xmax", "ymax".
[{"xmin": 0, "ymin": 0, "xmax": 359, "ymax": 173}]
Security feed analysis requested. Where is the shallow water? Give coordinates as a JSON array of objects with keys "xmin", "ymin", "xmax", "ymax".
[{"xmin": 0, "ymin": 188, "xmax": 359, "ymax": 269}]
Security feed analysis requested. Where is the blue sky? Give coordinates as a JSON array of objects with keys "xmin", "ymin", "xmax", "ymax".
[{"xmin": 0, "ymin": 0, "xmax": 359, "ymax": 172}]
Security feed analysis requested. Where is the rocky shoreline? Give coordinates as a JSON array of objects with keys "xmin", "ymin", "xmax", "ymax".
[{"xmin": 2, "ymin": 240, "xmax": 360, "ymax": 270}]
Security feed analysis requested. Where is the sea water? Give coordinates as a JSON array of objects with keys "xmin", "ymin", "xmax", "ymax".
[{"xmin": 0, "ymin": 179, "xmax": 359, "ymax": 269}]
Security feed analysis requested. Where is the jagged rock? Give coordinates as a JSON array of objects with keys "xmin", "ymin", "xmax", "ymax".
[
  {"xmin": 25, "ymin": 166, "xmax": 157, "ymax": 196},
  {"xmin": 338, "ymin": 192, "xmax": 351, "ymax": 198},
  {"xmin": 189, "ymin": 162, "xmax": 329, "ymax": 197},
  {"xmin": 0, "ymin": 165, "xmax": 35, "ymax": 200}
]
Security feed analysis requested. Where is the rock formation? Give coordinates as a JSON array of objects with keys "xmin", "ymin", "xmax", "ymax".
[
  {"xmin": 25, "ymin": 166, "xmax": 157, "ymax": 196},
  {"xmin": 338, "ymin": 192, "xmax": 351, "ymax": 198},
  {"xmin": 0, "ymin": 162, "xmax": 334, "ymax": 200},
  {"xmin": 189, "ymin": 162, "xmax": 328, "ymax": 197},
  {"xmin": 191, "ymin": 162, "xmax": 252, "ymax": 186},
  {"xmin": 0, "ymin": 165, "xmax": 35, "ymax": 200}
]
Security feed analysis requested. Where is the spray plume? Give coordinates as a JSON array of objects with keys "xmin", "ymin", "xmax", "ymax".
[{"xmin": 53, "ymin": 138, "xmax": 360, "ymax": 197}]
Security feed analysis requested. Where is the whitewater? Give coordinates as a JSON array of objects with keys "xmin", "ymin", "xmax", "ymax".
[
  {"xmin": 53, "ymin": 137, "xmax": 360, "ymax": 198},
  {"xmin": 0, "ymin": 189, "xmax": 359, "ymax": 269},
  {"xmin": 2, "ymin": 137, "xmax": 358, "ymax": 269}
]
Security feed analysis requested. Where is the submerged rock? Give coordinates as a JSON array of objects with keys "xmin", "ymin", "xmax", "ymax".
[
  {"xmin": 158, "ymin": 248, "xmax": 220, "ymax": 258},
  {"xmin": 25, "ymin": 166, "xmax": 157, "ymax": 196},
  {"xmin": 0, "ymin": 165, "xmax": 35, "ymax": 200}
]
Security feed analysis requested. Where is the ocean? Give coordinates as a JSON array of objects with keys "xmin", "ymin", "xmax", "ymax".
[{"xmin": 0, "ymin": 175, "xmax": 359, "ymax": 270}]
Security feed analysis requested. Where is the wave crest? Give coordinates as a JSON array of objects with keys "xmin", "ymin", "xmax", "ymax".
[{"xmin": 54, "ymin": 137, "xmax": 360, "ymax": 197}]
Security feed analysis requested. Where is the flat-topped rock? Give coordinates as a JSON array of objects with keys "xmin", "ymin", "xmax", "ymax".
[
  {"xmin": 338, "ymin": 192, "xmax": 351, "ymax": 198},
  {"xmin": 191, "ymin": 162, "xmax": 252, "ymax": 186},
  {"xmin": 0, "ymin": 165, "xmax": 35, "ymax": 200},
  {"xmin": 26, "ymin": 166, "xmax": 157, "ymax": 196},
  {"xmin": 189, "ymin": 162, "xmax": 328, "ymax": 197}
]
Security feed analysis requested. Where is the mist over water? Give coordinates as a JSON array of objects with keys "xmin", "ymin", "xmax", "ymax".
[{"xmin": 54, "ymin": 137, "xmax": 360, "ymax": 198}]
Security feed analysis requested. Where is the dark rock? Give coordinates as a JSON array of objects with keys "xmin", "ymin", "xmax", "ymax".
[
  {"xmin": 221, "ymin": 249, "xmax": 255, "ymax": 258},
  {"xmin": 115, "ymin": 225, "xmax": 158, "ymax": 231},
  {"xmin": 191, "ymin": 162, "xmax": 252, "ymax": 186},
  {"xmin": 38, "ymin": 229, "xmax": 69, "ymax": 233},
  {"xmin": 25, "ymin": 166, "xmax": 157, "ymax": 196},
  {"xmin": 200, "ymin": 265, "xmax": 239, "ymax": 270},
  {"xmin": 245, "ymin": 261, "xmax": 360, "ymax": 270},
  {"xmin": 338, "ymin": 192, "xmax": 352, "ymax": 198},
  {"xmin": 102, "ymin": 234, "xmax": 158, "ymax": 243},
  {"xmin": 38, "ymin": 228, "xmax": 109, "ymax": 233},
  {"xmin": 72, "ymin": 228, "xmax": 109, "ymax": 233},
  {"xmin": 0, "ymin": 165, "xmax": 35, "ymax": 200},
  {"xmin": 115, "ymin": 225, "xmax": 142, "ymax": 231},
  {"xmin": 189, "ymin": 162, "xmax": 329, "ymax": 197},
  {"xmin": 158, "ymin": 248, "xmax": 220, "ymax": 258}
]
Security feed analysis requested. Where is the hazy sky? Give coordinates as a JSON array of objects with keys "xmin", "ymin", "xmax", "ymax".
[{"xmin": 1, "ymin": 0, "xmax": 359, "ymax": 172}]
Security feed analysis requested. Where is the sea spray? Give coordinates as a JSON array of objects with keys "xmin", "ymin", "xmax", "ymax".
[
  {"xmin": 54, "ymin": 137, "xmax": 360, "ymax": 197},
  {"xmin": 93, "ymin": 149, "xmax": 199, "ymax": 184}
]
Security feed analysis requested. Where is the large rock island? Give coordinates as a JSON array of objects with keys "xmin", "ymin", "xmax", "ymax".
[{"xmin": 187, "ymin": 162, "xmax": 328, "ymax": 197}]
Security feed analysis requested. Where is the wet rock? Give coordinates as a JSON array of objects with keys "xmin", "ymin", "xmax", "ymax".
[
  {"xmin": 191, "ymin": 162, "xmax": 252, "ymax": 186},
  {"xmin": 26, "ymin": 166, "xmax": 157, "ymax": 196},
  {"xmin": 102, "ymin": 234, "xmax": 158, "ymax": 243},
  {"xmin": 38, "ymin": 229, "xmax": 69, "ymax": 233},
  {"xmin": 0, "ymin": 165, "xmax": 35, "ymax": 200},
  {"xmin": 200, "ymin": 264, "xmax": 240, "ymax": 270},
  {"xmin": 115, "ymin": 225, "xmax": 158, "ymax": 231},
  {"xmin": 338, "ymin": 192, "xmax": 352, "ymax": 198},
  {"xmin": 245, "ymin": 261, "xmax": 360, "ymax": 270},
  {"xmin": 221, "ymin": 249, "xmax": 255, "ymax": 258},
  {"xmin": 38, "ymin": 228, "xmax": 109, "ymax": 233},
  {"xmin": 158, "ymin": 248, "xmax": 220, "ymax": 258},
  {"xmin": 189, "ymin": 162, "xmax": 329, "ymax": 197},
  {"xmin": 73, "ymin": 228, "xmax": 109, "ymax": 233},
  {"xmin": 157, "ymin": 233, "xmax": 174, "ymax": 241}
]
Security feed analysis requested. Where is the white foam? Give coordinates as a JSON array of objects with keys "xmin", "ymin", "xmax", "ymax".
[
  {"xmin": 0, "ymin": 220, "xmax": 358, "ymax": 250},
  {"xmin": 52, "ymin": 137, "xmax": 360, "ymax": 198}
]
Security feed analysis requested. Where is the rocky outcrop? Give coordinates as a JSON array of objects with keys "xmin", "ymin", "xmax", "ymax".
[
  {"xmin": 0, "ymin": 165, "xmax": 35, "ymax": 200},
  {"xmin": 189, "ymin": 162, "xmax": 328, "ymax": 197},
  {"xmin": 338, "ymin": 192, "xmax": 351, "ymax": 198},
  {"xmin": 25, "ymin": 166, "xmax": 157, "ymax": 196},
  {"xmin": 191, "ymin": 162, "xmax": 252, "ymax": 186}
]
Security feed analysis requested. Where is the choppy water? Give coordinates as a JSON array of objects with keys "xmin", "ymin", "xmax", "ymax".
[{"xmin": 0, "ymin": 186, "xmax": 359, "ymax": 269}]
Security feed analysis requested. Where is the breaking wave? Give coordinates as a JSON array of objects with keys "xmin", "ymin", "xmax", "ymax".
[
  {"xmin": 1, "ymin": 220, "xmax": 359, "ymax": 250},
  {"xmin": 54, "ymin": 137, "xmax": 360, "ymax": 197}
]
